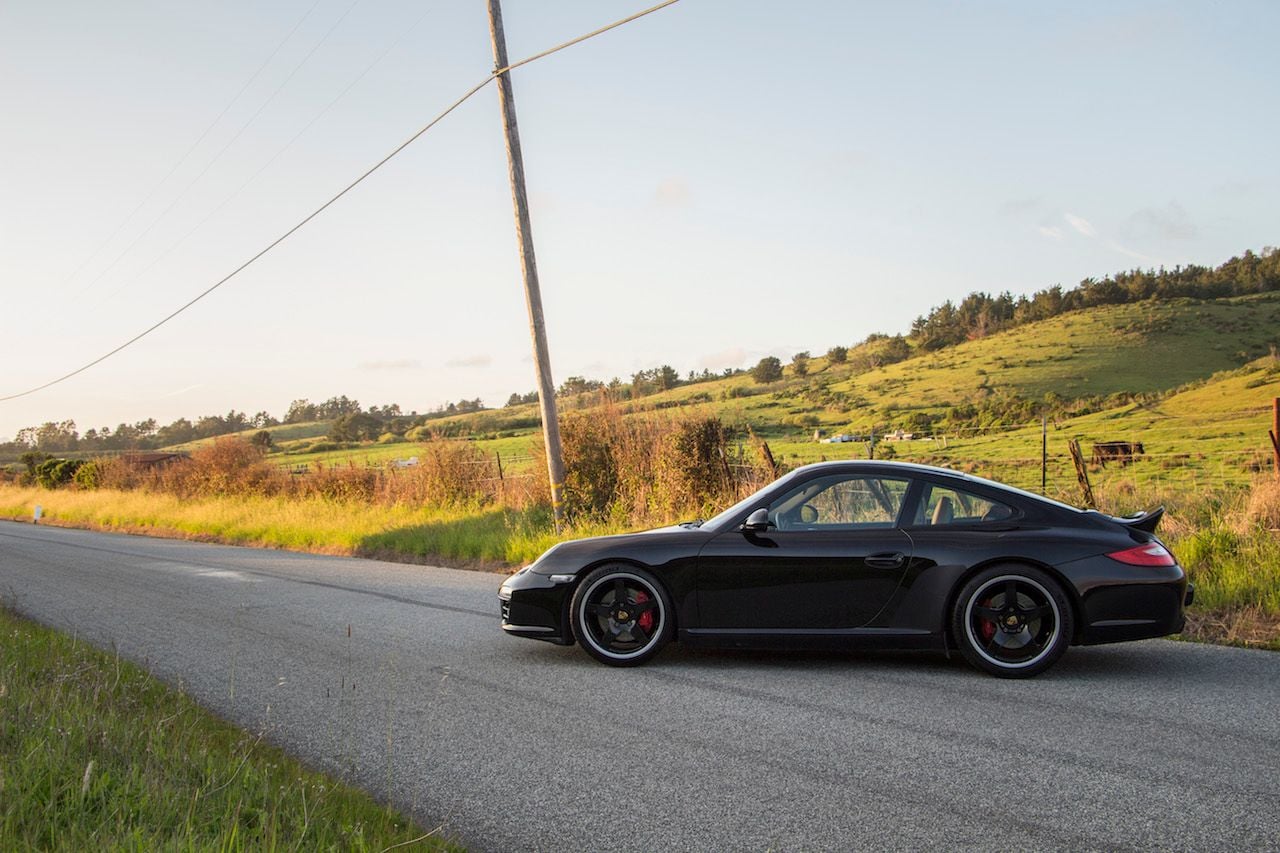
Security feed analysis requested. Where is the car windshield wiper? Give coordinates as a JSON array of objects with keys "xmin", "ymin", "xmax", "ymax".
[{"xmin": 678, "ymin": 519, "xmax": 705, "ymax": 528}]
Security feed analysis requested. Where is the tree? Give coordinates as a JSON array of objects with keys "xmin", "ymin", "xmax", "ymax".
[
  {"xmin": 250, "ymin": 430, "xmax": 273, "ymax": 450},
  {"xmin": 558, "ymin": 376, "xmax": 603, "ymax": 397},
  {"xmin": 285, "ymin": 399, "xmax": 318, "ymax": 423},
  {"xmin": 792, "ymin": 351, "xmax": 810, "ymax": 377},
  {"xmin": 752, "ymin": 356, "xmax": 784, "ymax": 383},
  {"xmin": 329, "ymin": 413, "xmax": 384, "ymax": 442},
  {"xmin": 506, "ymin": 391, "xmax": 538, "ymax": 407},
  {"xmin": 826, "ymin": 345, "xmax": 848, "ymax": 364}
]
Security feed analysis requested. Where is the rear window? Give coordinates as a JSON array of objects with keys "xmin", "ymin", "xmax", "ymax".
[{"xmin": 913, "ymin": 483, "xmax": 1015, "ymax": 526}]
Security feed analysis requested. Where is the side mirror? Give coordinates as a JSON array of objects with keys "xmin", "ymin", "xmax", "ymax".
[{"xmin": 741, "ymin": 508, "xmax": 773, "ymax": 533}]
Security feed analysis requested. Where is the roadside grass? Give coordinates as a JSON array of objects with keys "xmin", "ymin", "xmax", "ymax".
[
  {"xmin": 0, "ymin": 604, "xmax": 451, "ymax": 851},
  {"xmin": 0, "ymin": 486, "xmax": 555, "ymax": 568}
]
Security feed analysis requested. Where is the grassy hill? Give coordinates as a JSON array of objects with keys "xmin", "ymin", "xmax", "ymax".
[{"xmin": 256, "ymin": 294, "xmax": 1280, "ymax": 497}]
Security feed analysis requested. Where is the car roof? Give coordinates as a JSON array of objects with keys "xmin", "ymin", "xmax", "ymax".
[
  {"xmin": 787, "ymin": 460, "xmax": 1085, "ymax": 513},
  {"xmin": 790, "ymin": 460, "xmax": 972, "ymax": 479}
]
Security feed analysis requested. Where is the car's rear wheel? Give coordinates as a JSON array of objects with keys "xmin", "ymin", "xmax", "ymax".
[
  {"xmin": 571, "ymin": 564, "xmax": 673, "ymax": 666},
  {"xmin": 952, "ymin": 565, "xmax": 1073, "ymax": 678}
]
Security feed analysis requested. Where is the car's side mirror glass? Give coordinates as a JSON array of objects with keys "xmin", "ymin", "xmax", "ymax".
[{"xmin": 741, "ymin": 508, "xmax": 773, "ymax": 533}]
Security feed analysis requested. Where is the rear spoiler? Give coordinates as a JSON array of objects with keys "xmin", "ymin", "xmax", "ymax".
[{"xmin": 1111, "ymin": 505, "xmax": 1164, "ymax": 534}]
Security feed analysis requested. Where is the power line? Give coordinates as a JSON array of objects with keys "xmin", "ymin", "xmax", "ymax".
[
  {"xmin": 100, "ymin": 3, "xmax": 437, "ymax": 304},
  {"xmin": 58, "ymin": 0, "xmax": 325, "ymax": 296},
  {"xmin": 0, "ymin": 0, "xmax": 682, "ymax": 404},
  {"xmin": 75, "ymin": 0, "xmax": 362, "ymax": 301}
]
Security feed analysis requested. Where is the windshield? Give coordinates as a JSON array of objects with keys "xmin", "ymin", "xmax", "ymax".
[{"xmin": 701, "ymin": 468, "xmax": 804, "ymax": 532}]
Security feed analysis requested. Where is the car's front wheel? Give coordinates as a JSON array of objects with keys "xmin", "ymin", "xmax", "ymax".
[
  {"xmin": 570, "ymin": 564, "xmax": 673, "ymax": 666},
  {"xmin": 952, "ymin": 565, "xmax": 1073, "ymax": 678}
]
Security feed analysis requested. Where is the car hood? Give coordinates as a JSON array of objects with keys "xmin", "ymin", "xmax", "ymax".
[{"xmin": 528, "ymin": 524, "xmax": 709, "ymax": 573}]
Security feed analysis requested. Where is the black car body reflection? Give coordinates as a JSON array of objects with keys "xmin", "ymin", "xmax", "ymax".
[{"xmin": 499, "ymin": 461, "xmax": 1192, "ymax": 677}]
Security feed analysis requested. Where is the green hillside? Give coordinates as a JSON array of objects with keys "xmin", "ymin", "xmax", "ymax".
[
  {"xmin": 705, "ymin": 293, "xmax": 1280, "ymax": 436},
  {"xmin": 253, "ymin": 294, "xmax": 1280, "ymax": 504}
]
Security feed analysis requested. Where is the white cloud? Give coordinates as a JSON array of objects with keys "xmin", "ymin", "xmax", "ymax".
[
  {"xmin": 1037, "ymin": 225, "xmax": 1064, "ymax": 240},
  {"xmin": 1064, "ymin": 212, "xmax": 1096, "ymax": 237},
  {"xmin": 444, "ymin": 354, "xmax": 492, "ymax": 369}
]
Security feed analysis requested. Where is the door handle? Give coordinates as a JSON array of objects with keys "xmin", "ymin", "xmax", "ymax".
[{"xmin": 866, "ymin": 552, "xmax": 906, "ymax": 569}]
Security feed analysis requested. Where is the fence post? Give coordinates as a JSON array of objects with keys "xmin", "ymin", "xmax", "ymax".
[
  {"xmin": 1271, "ymin": 397, "xmax": 1279, "ymax": 478},
  {"xmin": 1067, "ymin": 439, "xmax": 1096, "ymax": 508},
  {"xmin": 1041, "ymin": 415, "xmax": 1047, "ymax": 494},
  {"xmin": 717, "ymin": 443, "xmax": 735, "ymax": 494},
  {"xmin": 759, "ymin": 441, "xmax": 778, "ymax": 479}
]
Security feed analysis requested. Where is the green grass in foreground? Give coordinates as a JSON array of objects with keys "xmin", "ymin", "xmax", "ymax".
[{"xmin": 0, "ymin": 605, "xmax": 452, "ymax": 851}]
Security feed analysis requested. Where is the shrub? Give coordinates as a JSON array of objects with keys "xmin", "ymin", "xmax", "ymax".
[
  {"xmin": 158, "ymin": 439, "xmax": 284, "ymax": 498},
  {"xmin": 751, "ymin": 356, "xmax": 784, "ymax": 383},
  {"xmin": 826, "ymin": 345, "xmax": 848, "ymax": 364},
  {"xmin": 35, "ymin": 458, "xmax": 84, "ymax": 489},
  {"xmin": 547, "ymin": 407, "xmax": 771, "ymax": 524},
  {"xmin": 72, "ymin": 460, "xmax": 101, "ymax": 490},
  {"xmin": 387, "ymin": 440, "xmax": 495, "ymax": 506}
]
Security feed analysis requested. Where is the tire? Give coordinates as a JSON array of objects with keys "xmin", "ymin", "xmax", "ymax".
[
  {"xmin": 951, "ymin": 564, "xmax": 1073, "ymax": 678},
  {"xmin": 570, "ymin": 564, "xmax": 673, "ymax": 667}
]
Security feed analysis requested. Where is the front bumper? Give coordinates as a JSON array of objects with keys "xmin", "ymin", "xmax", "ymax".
[{"xmin": 499, "ymin": 569, "xmax": 576, "ymax": 646}]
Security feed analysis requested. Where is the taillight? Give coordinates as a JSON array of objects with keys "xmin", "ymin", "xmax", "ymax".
[{"xmin": 1107, "ymin": 542, "xmax": 1177, "ymax": 567}]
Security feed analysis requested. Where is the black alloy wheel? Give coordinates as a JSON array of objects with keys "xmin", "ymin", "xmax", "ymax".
[
  {"xmin": 951, "ymin": 565, "xmax": 1073, "ymax": 678},
  {"xmin": 570, "ymin": 564, "xmax": 673, "ymax": 666}
]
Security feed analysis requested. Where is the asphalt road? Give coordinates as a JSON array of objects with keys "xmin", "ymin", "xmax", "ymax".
[{"xmin": 2, "ymin": 521, "xmax": 1278, "ymax": 851}]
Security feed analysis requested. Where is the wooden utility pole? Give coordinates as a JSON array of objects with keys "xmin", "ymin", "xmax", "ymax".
[{"xmin": 487, "ymin": 0, "xmax": 567, "ymax": 528}]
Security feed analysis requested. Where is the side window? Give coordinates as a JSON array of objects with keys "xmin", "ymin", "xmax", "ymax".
[
  {"xmin": 915, "ymin": 484, "xmax": 1014, "ymax": 526},
  {"xmin": 768, "ymin": 475, "xmax": 910, "ymax": 530}
]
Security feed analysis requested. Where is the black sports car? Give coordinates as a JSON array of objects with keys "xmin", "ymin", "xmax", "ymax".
[{"xmin": 499, "ymin": 461, "xmax": 1192, "ymax": 677}]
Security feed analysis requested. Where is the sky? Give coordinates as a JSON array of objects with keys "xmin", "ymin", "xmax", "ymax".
[{"xmin": 1, "ymin": 0, "xmax": 1277, "ymax": 440}]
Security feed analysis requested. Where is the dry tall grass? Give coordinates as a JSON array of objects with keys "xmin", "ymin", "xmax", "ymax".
[
  {"xmin": 92, "ymin": 437, "xmax": 501, "ymax": 508},
  {"xmin": 81, "ymin": 409, "xmax": 770, "ymax": 533},
  {"xmin": 1235, "ymin": 476, "xmax": 1280, "ymax": 532}
]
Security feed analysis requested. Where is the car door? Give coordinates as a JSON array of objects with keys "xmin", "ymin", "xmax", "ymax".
[{"xmin": 695, "ymin": 473, "xmax": 913, "ymax": 630}]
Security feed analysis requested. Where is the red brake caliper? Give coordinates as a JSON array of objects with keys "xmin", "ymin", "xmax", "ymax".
[
  {"xmin": 978, "ymin": 597, "xmax": 996, "ymax": 642},
  {"xmin": 634, "ymin": 590, "xmax": 655, "ymax": 632}
]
